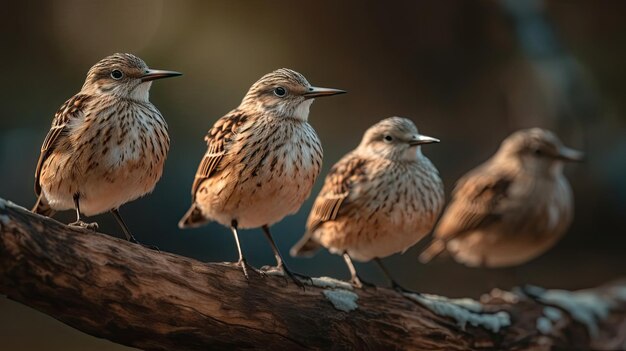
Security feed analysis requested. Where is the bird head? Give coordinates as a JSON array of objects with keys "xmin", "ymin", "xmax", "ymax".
[
  {"xmin": 240, "ymin": 68, "xmax": 345, "ymax": 121},
  {"xmin": 358, "ymin": 117, "xmax": 440, "ymax": 161},
  {"xmin": 497, "ymin": 128, "xmax": 584, "ymax": 176},
  {"xmin": 81, "ymin": 53, "xmax": 181, "ymax": 102}
]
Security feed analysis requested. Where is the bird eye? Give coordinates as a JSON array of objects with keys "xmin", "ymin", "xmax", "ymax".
[
  {"xmin": 534, "ymin": 148, "xmax": 543, "ymax": 156},
  {"xmin": 110, "ymin": 69, "xmax": 124, "ymax": 80},
  {"xmin": 274, "ymin": 86, "xmax": 287, "ymax": 97},
  {"xmin": 384, "ymin": 135, "xmax": 393, "ymax": 143}
]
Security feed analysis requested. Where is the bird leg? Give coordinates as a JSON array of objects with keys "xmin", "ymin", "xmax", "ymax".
[
  {"xmin": 375, "ymin": 258, "xmax": 420, "ymax": 295},
  {"xmin": 68, "ymin": 193, "xmax": 98, "ymax": 231},
  {"xmin": 230, "ymin": 221, "xmax": 264, "ymax": 279},
  {"xmin": 261, "ymin": 225, "xmax": 309, "ymax": 289},
  {"xmin": 110, "ymin": 208, "xmax": 159, "ymax": 251},
  {"xmin": 343, "ymin": 253, "xmax": 377, "ymax": 289}
]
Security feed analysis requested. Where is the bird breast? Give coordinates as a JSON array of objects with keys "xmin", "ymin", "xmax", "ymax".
[
  {"xmin": 201, "ymin": 117, "xmax": 323, "ymax": 228},
  {"xmin": 321, "ymin": 157, "xmax": 444, "ymax": 262},
  {"xmin": 42, "ymin": 100, "xmax": 169, "ymax": 215},
  {"xmin": 77, "ymin": 101, "xmax": 169, "ymax": 173}
]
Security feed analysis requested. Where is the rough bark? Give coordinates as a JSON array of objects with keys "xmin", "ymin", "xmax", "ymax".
[{"xmin": 0, "ymin": 198, "xmax": 625, "ymax": 350}]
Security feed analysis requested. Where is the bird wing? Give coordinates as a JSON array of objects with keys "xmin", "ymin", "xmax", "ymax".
[
  {"xmin": 190, "ymin": 110, "xmax": 248, "ymax": 200},
  {"xmin": 34, "ymin": 94, "xmax": 91, "ymax": 196},
  {"xmin": 306, "ymin": 154, "xmax": 368, "ymax": 232},
  {"xmin": 434, "ymin": 166, "xmax": 514, "ymax": 241}
]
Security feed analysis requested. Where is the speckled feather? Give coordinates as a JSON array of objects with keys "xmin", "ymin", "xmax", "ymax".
[
  {"xmin": 33, "ymin": 53, "xmax": 171, "ymax": 217},
  {"xmin": 180, "ymin": 69, "xmax": 325, "ymax": 230},
  {"xmin": 292, "ymin": 117, "xmax": 445, "ymax": 262},
  {"xmin": 35, "ymin": 94, "xmax": 93, "ymax": 196},
  {"xmin": 190, "ymin": 111, "xmax": 248, "ymax": 201}
]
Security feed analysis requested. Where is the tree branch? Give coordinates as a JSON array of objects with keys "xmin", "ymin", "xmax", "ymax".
[{"xmin": 0, "ymin": 198, "xmax": 625, "ymax": 350}]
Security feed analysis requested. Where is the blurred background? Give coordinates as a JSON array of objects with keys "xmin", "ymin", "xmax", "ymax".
[{"xmin": 1, "ymin": 0, "xmax": 625, "ymax": 349}]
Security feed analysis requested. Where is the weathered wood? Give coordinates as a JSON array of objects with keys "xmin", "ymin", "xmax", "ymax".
[{"xmin": 0, "ymin": 198, "xmax": 625, "ymax": 350}]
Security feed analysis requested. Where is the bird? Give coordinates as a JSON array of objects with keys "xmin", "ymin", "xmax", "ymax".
[
  {"xmin": 178, "ymin": 68, "xmax": 345, "ymax": 286},
  {"xmin": 419, "ymin": 128, "xmax": 583, "ymax": 268},
  {"xmin": 32, "ymin": 53, "xmax": 181, "ymax": 246},
  {"xmin": 290, "ymin": 117, "xmax": 444, "ymax": 291}
]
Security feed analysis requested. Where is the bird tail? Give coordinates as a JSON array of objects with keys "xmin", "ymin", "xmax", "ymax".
[
  {"xmin": 419, "ymin": 239, "xmax": 446, "ymax": 263},
  {"xmin": 178, "ymin": 204, "xmax": 209, "ymax": 229},
  {"xmin": 290, "ymin": 233, "xmax": 322, "ymax": 258},
  {"xmin": 32, "ymin": 194, "xmax": 55, "ymax": 217}
]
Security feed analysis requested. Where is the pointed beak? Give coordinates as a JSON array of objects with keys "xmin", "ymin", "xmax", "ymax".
[
  {"xmin": 409, "ymin": 134, "xmax": 440, "ymax": 146},
  {"xmin": 303, "ymin": 86, "xmax": 346, "ymax": 99},
  {"xmin": 141, "ymin": 69, "xmax": 183, "ymax": 82},
  {"xmin": 556, "ymin": 146, "xmax": 584, "ymax": 162}
]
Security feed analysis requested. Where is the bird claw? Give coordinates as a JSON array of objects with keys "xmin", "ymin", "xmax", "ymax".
[
  {"xmin": 238, "ymin": 259, "xmax": 266, "ymax": 279},
  {"xmin": 128, "ymin": 237, "xmax": 160, "ymax": 252},
  {"xmin": 351, "ymin": 276, "xmax": 377, "ymax": 290},
  {"xmin": 140, "ymin": 243, "xmax": 160, "ymax": 252},
  {"xmin": 69, "ymin": 220, "xmax": 99, "ymax": 231},
  {"xmin": 148, "ymin": 245, "xmax": 160, "ymax": 252},
  {"xmin": 260, "ymin": 265, "xmax": 281, "ymax": 275},
  {"xmin": 262, "ymin": 265, "xmax": 309, "ymax": 290},
  {"xmin": 392, "ymin": 282, "xmax": 420, "ymax": 296}
]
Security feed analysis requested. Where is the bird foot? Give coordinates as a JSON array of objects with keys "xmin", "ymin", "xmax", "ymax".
[
  {"xmin": 392, "ymin": 282, "xmax": 421, "ymax": 296},
  {"xmin": 146, "ymin": 244, "xmax": 160, "ymax": 252},
  {"xmin": 138, "ymin": 242, "xmax": 160, "ymax": 252},
  {"xmin": 262, "ymin": 265, "xmax": 309, "ymax": 290},
  {"xmin": 237, "ymin": 259, "xmax": 266, "ymax": 280},
  {"xmin": 69, "ymin": 220, "xmax": 99, "ymax": 231},
  {"xmin": 128, "ymin": 236, "xmax": 160, "ymax": 252},
  {"xmin": 351, "ymin": 276, "xmax": 377, "ymax": 290}
]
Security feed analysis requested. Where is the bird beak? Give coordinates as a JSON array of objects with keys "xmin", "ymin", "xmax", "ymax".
[
  {"xmin": 303, "ymin": 86, "xmax": 346, "ymax": 99},
  {"xmin": 556, "ymin": 146, "xmax": 584, "ymax": 162},
  {"xmin": 409, "ymin": 134, "xmax": 440, "ymax": 146},
  {"xmin": 141, "ymin": 69, "xmax": 183, "ymax": 82}
]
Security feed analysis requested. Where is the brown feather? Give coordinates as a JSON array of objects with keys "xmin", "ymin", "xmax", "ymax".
[
  {"xmin": 434, "ymin": 166, "xmax": 513, "ymax": 242},
  {"xmin": 306, "ymin": 155, "xmax": 367, "ymax": 232},
  {"xmin": 424, "ymin": 128, "xmax": 578, "ymax": 268},
  {"xmin": 32, "ymin": 193, "xmax": 56, "ymax": 217},
  {"xmin": 290, "ymin": 155, "xmax": 366, "ymax": 257},
  {"xmin": 34, "ymin": 94, "xmax": 91, "ymax": 195},
  {"xmin": 178, "ymin": 203, "xmax": 209, "ymax": 228},
  {"xmin": 190, "ymin": 110, "xmax": 248, "ymax": 201}
]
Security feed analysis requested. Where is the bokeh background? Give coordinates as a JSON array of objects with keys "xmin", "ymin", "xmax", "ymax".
[{"xmin": 1, "ymin": 0, "xmax": 625, "ymax": 349}]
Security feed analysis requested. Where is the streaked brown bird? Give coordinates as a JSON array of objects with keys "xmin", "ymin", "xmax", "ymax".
[
  {"xmin": 32, "ymin": 53, "xmax": 181, "ymax": 245},
  {"xmin": 291, "ymin": 117, "xmax": 444, "ymax": 291},
  {"xmin": 419, "ymin": 128, "xmax": 583, "ymax": 268},
  {"xmin": 179, "ymin": 68, "xmax": 345, "ymax": 286}
]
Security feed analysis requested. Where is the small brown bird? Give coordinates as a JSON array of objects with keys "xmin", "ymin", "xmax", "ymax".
[
  {"xmin": 291, "ymin": 117, "xmax": 444, "ymax": 291},
  {"xmin": 419, "ymin": 128, "xmax": 583, "ymax": 268},
  {"xmin": 179, "ymin": 68, "xmax": 344, "ymax": 285},
  {"xmin": 33, "ymin": 53, "xmax": 181, "ymax": 245}
]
